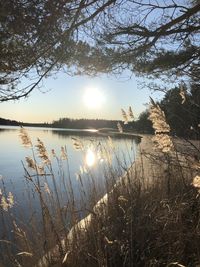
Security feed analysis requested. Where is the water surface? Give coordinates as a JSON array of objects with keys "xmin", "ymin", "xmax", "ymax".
[{"xmin": 0, "ymin": 126, "xmax": 138, "ymax": 222}]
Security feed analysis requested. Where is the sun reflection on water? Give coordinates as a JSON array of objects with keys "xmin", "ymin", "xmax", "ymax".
[{"xmin": 85, "ymin": 148, "xmax": 96, "ymax": 167}]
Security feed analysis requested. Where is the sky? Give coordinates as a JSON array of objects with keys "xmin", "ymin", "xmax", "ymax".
[{"xmin": 0, "ymin": 70, "xmax": 163, "ymax": 123}]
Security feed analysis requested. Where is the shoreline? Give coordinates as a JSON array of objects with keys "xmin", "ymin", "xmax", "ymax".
[{"xmin": 0, "ymin": 125, "xmax": 142, "ymax": 140}]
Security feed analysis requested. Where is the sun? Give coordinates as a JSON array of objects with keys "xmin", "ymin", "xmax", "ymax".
[{"xmin": 83, "ymin": 87, "xmax": 105, "ymax": 109}]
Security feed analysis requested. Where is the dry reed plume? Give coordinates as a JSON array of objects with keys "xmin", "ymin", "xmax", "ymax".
[
  {"xmin": 19, "ymin": 127, "xmax": 32, "ymax": 147},
  {"xmin": 0, "ymin": 191, "xmax": 14, "ymax": 211},
  {"xmin": 149, "ymin": 98, "xmax": 174, "ymax": 153}
]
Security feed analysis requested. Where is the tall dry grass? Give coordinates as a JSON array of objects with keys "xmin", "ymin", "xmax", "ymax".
[
  {"xmin": 0, "ymin": 100, "xmax": 200, "ymax": 267},
  {"xmin": 0, "ymin": 128, "xmax": 134, "ymax": 266}
]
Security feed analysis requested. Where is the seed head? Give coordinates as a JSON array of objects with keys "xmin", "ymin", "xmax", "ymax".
[
  {"xmin": 19, "ymin": 127, "xmax": 32, "ymax": 148},
  {"xmin": 128, "ymin": 106, "xmax": 134, "ymax": 120},
  {"xmin": 149, "ymin": 99, "xmax": 170, "ymax": 134},
  {"xmin": 149, "ymin": 98, "xmax": 174, "ymax": 153},
  {"xmin": 26, "ymin": 157, "xmax": 37, "ymax": 170},
  {"xmin": 121, "ymin": 109, "xmax": 129, "ymax": 124},
  {"xmin": 35, "ymin": 139, "xmax": 50, "ymax": 164}
]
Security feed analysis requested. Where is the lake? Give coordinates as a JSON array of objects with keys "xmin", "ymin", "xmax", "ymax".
[{"xmin": 0, "ymin": 126, "xmax": 139, "ymax": 237}]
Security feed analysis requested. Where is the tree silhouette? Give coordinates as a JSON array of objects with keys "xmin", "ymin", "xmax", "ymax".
[
  {"xmin": 0, "ymin": 0, "xmax": 200, "ymax": 101},
  {"xmin": 90, "ymin": 1, "xmax": 200, "ymax": 89},
  {"xmin": 0, "ymin": 0, "xmax": 114, "ymax": 101}
]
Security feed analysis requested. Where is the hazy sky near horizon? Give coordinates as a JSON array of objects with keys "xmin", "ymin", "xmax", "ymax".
[{"xmin": 1, "ymin": 71, "xmax": 163, "ymax": 123}]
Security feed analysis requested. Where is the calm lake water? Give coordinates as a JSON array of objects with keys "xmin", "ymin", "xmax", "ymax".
[{"xmin": 0, "ymin": 126, "xmax": 138, "ymax": 228}]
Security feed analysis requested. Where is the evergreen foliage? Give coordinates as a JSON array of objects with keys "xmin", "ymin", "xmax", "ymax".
[{"xmin": 0, "ymin": 1, "xmax": 199, "ymax": 101}]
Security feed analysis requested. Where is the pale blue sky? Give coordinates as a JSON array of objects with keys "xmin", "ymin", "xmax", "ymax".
[{"xmin": 1, "ymin": 71, "xmax": 163, "ymax": 123}]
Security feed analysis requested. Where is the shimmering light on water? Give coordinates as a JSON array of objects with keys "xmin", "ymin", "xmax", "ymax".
[{"xmin": 85, "ymin": 148, "xmax": 96, "ymax": 167}]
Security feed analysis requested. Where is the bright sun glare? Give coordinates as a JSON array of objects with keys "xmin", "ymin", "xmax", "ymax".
[{"xmin": 83, "ymin": 87, "xmax": 105, "ymax": 109}]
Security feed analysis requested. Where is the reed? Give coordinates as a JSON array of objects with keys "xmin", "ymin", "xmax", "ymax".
[{"xmin": 0, "ymin": 113, "xmax": 199, "ymax": 266}]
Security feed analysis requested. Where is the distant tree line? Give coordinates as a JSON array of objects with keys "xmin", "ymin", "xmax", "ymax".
[
  {"xmin": 0, "ymin": 117, "xmax": 50, "ymax": 128},
  {"xmin": 0, "ymin": 117, "xmax": 120, "ymax": 130},
  {"xmin": 52, "ymin": 118, "xmax": 119, "ymax": 129},
  {"xmin": 0, "ymin": 117, "xmax": 19, "ymax": 126}
]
